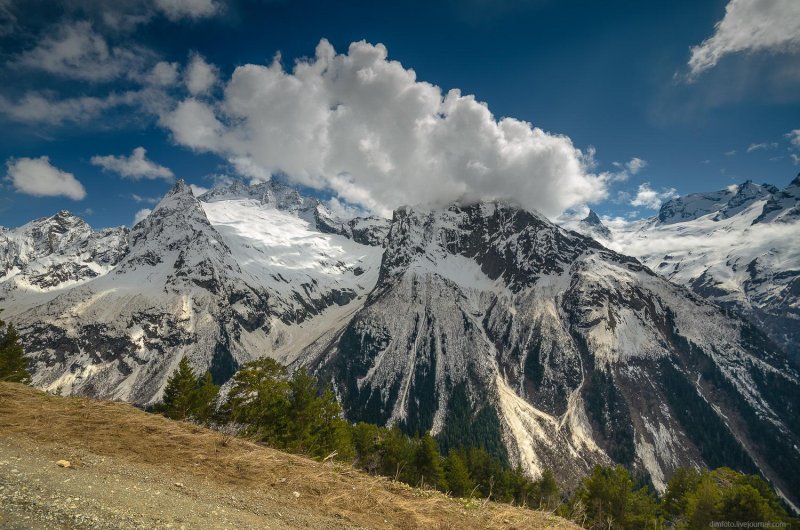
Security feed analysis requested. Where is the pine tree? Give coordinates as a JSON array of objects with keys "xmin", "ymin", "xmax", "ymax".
[
  {"xmin": 466, "ymin": 447, "xmax": 505, "ymax": 498},
  {"xmin": 223, "ymin": 357, "xmax": 290, "ymax": 444},
  {"xmin": 352, "ymin": 422, "xmax": 383, "ymax": 472},
  {"xmin": 720, "ymin": 484, "xmax": 774, "ymax": 523},
  {"xmin": 380, "ymin": 427, "xmax": 415, "ymax": 482},
  {"xmin": 661, "ymin": 467, "xmax": 702, "ymax": 523},
  {"xmin": 192, "ymin": 371, "xmax": 220, "ymax": 424},
  {"xmin": 685, "ymin": 475, "xmax": 722, "ymax": 530},
  {"xmin": 161, "ymin": 357, "xmax": 198, "ymax": 420},
  {"xmin": 536, "ymin": 468, "xmax": 560, "ymax": 510},
  {"xmin": 285, "ymin": 368, "xmax": 319, "ymax": 453},
  {"xmin": 414, "ymin": 434, "xmax": 445, "ymax": 490},
  {"xmin": 0, "ymin": 318, "xmax": 31, "ymax": 384},
  {"xmin": 444, "ymin": 450, "xmax": 473, "ymax": 497},
  {"xmin": 311, "ymin": 385, "xmax": 354, "ymax": 461},
  {"xmin": 577, "ymin": 465, "xmax": 633, "ymax": 529}
]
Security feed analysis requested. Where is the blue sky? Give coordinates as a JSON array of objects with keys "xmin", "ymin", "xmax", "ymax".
[{"xmin": 1, "ymin": 0, "xmax": 799, "ymax": 228}]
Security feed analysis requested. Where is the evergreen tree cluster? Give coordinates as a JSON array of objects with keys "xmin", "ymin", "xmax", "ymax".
[
  {"xmin": 222, "ymin": 358, "xmax": 353, "ymax": 460},
  {"xmin": 156, "ymin": 357, "xmax": 220, "ymax": 423},
  {"xmin": 349, "ymin": 422, "xmax": 560, "ymax": 507},
  {"xmin": 156, "ymin": 357, "xmax": 560, "ymax": 507},
  {"xmin": 0, "ymin": 314, "xmax": 30, "ymax": 384},
  {"xmin": 563, "ymin": 465, "xmax": 797, "ymax": 529},
  {"xmin": 156, "ymin": 357, "xmax": 799, "ymax": 524}
]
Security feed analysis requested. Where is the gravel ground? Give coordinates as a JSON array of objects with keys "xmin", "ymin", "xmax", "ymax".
[{"xmin": 0, "ymin": 436, "xmax": 357, "ymax": 530}]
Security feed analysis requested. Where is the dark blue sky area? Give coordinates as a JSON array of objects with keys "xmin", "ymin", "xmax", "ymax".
[{"xmin": 1, "ymin": 0, "xmax": 798, "ymax": 228}]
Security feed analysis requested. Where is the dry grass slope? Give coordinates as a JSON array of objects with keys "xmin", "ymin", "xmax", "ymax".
[{"xmin": 0, "ymin": 382, "xmax": 578, "ymax": 529}]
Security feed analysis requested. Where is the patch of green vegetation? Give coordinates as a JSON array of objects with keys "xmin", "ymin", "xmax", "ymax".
[{"xmin": 0, "ymin": 314, "xmax": 30, "ymax": 384}]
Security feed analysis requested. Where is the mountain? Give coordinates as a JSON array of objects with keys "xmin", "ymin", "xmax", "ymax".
[
  {"xmin": 578, "ymin": 209, "xmax": 611, "ymax": 240},
  {"xmin": 300, "ymin": 201, "xmax": 800, "ymax": 503},
  {"xmin": 2, "ymin": 179, "xmax": 799, "ymax": 507},
  {"xmin": 588, "ymin": 176, "xmax": 800, "ymax": 364},
  {"xmin": 0, "ymin": 211, "xmax": 128, "ymax": 291},
  {"xmin": 0, "ymin": 180, "xmax": 384, "ymax": 403}
]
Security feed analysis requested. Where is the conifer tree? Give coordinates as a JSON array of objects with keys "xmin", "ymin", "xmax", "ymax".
[
  {"xmin": 685, "ymin": 474, "xmax": 721, "ymax": 530},
  {"xmin": 286, "ymin": 367, "xmax": 319, "ymax": 453},
  {"xmin": 192, "ymin": 370, "xmax": 220, "ymax": 424},
  {"xmin": 352, "ymin": 422, "xmax": 382, "ymax": 472},
  {"xmin": 223, "ymin": 357, "xmax": 290, "ymax": 444},
  {"xmin": 161, "ymin": 357, "xmax": 198, "ymax": 420},
  {"xmin": 311, "ymin": 385, "xmax": 354, "ymax": 461},
  {"xmin": 662, "ymin": 467, "xmax": 702, "ymax": 522},
  {"xmin": 536, "ymin": 468, "xmax": 560, "ymax": 509},
  {"xmin": 380, "ymin": 427, "xmax": 415, "ymax": 482},
  {"xmin": 0, "ymin": 317, "xmax": 30, "ymax": 384},
  {"xmin": 414, "ymin": 434, "xmax": 446, "ymax": 490},
  {"xmin": 444, "ymin": 450, "xmax": 474, "ymax": 497}
]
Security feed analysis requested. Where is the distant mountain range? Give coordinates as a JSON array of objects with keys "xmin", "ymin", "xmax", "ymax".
[
  {"xmin": 1, "ymin": 177, "xmax": 798, "ymax": 508},
  {"xmin": 568, "ymin": 175, "xmax": 800, "ymax": 364}
]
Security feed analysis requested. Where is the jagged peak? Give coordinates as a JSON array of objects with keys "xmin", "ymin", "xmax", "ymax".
[
  {"xmin": 166, "ymin": 179, "xmax": 190, "ymax": 196},
  {"xmin": 23, "ymin": 210, "xmax": 91, "ymax": 234},
  {"xmin": 150, "ymin": 179, "xmax": 205, "ymax": 216},
  {"xmin": 578, "ymin": 209, "xmax": 611, "ymax": 239},
  {"xmin": 582, "ymin": 209, "xmax": 603, "ymax": 226}
]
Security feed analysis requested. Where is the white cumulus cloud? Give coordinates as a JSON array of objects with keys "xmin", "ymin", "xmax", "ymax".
[
  {"xmin": 161, "ymin": 39, "xmax": 606, "ymax": 218},
  {"xmin": 5, "ymin": 156, "xmax": 86, "ymax": 200},
  {"xmin": 609, "ymin": 157, "xmax": 647, "ymax": 182},
  {"xmin": 185, "ymin": 52, "xmax": 218, "ymax": 95},
  {"xmin": 147, "ymin": 61, "xmax": 180, "ymax": 86},
  {"xmin": 687, "ymin": 0, "xmax": 800, "ymax": 78},
  {"xmin": 91, "ymin": 146, "xmax": 174, "ymax": 180},
  {"xmin": 630, "ymin": 183, "xmax": 678, "ymax": 210}
]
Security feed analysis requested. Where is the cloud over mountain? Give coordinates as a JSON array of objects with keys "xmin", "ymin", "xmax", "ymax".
[
  {"xmin": 162, "ymin": 39, "xmax": 606, "ymax": 217},
  {"xmin": 91, "ymin": 146, "xmax": 173, "ymax": 180},
  {"xmin": 630, "ymin": 183, "xmax": 678, "ymax": 210}
]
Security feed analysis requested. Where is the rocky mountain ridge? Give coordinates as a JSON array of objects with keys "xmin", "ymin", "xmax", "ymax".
[{"xmin": 569, "ymin": 176, "xmax": 800, "ymax": 363}]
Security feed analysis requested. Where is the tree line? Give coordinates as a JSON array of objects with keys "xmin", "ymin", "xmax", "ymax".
[
  {"xmin": 563, "ymin": 464, "xmax": 797, "ymax": 529},
  {"xmin": 157, "ymin": 356, "xmax": 560, "ymax": 508},
  {"xmin": 157, "ymin": 356, "xmax": 798, "ymax": 527}
]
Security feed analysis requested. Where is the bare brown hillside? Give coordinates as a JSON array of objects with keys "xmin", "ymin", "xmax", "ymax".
[{"xmin": 0, "ymin": 383, "xmax": 578, "ymax": 529}]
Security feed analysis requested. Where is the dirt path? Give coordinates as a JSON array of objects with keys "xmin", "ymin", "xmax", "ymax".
[{"xmin": 0, "ymin": 383, "xmax": 578, "ymax": 529}]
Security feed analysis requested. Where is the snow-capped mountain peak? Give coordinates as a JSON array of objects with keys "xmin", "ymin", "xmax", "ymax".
[
  {"xmin": 574, "ymin": 175, "xmax": 800, "ymax": 363},
  {"xmin": 578, "ymin": 209, "xmax": 611, "ymax": 239}
]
